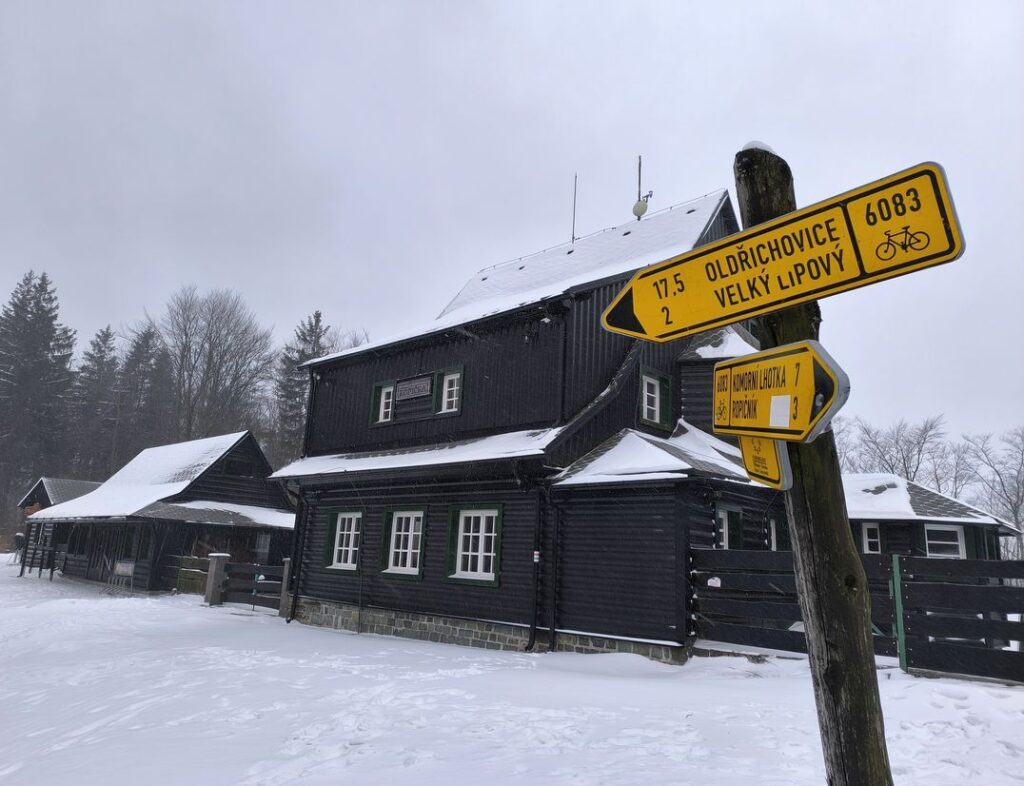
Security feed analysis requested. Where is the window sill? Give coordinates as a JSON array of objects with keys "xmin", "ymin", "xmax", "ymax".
[
  {"xmin": 445, "ymin": 573, "xmax": 499, "ymax": 587},
  {"xmin": 327, "ymin": 563, "xmax": 358, "ymax": 571}
]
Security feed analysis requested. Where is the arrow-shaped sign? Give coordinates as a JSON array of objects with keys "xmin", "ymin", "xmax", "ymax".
[
  {"xmin": 713, "ymin": 340, "xmax": 849, "ymax": 443},
  {"xmin": 602, "ymin": 162, "xmax": 963, "ymax": 341}
]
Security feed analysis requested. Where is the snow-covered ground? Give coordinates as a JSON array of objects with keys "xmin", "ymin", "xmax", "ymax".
[{"xmin": 2, "ymin": 558, "xmax": 1023, "ymax": 786}]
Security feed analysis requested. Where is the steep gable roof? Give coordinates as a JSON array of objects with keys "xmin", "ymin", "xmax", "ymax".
[
  {"xmin": 32, "ymin": 432, "xmax": 251, "ymax": 521},
  {"xmin": 305, "ymin": 190, "xmax": 730, "ymax": 366},
  {"xmin": 17, "ymin": 477, "xmax": 101, "ymax": 509}
]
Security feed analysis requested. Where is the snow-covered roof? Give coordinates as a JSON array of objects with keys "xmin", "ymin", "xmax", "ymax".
[
  {"xmin": 32, "ymin": 432, "xmax": 250, "ymax": 521},
  {"xmin": 844, "ymin": 472, "xmax": 1018, "ymax": 533},
  {"xmin": 680, "ymin": 325, "xmax": 760, "ymax": 360},
  {"xmin": 555, "ymin": 421, "xmax": 748, "ymax": 487},
  {"xmin": 272, "ymin": 428, "xmax": 561, "ymax": 480},
  {"xmin": 138, "ymin": 500, "xmax": 295, "ymax": 530},
  {"xmin": 305, "ymin": 191, "xmax": 729, "ymax": 366},
  {"xmin": 17, "ymin": 477, "xmax": 101, "ymax": 509}
]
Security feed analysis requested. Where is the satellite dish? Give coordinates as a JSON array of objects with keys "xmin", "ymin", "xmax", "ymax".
[{"xmin": 632, "ymin": 199, "xmax": 648, "ymax": 219}]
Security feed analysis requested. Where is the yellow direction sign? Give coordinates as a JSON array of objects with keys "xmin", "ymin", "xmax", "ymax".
[
  {"xmin": 602, "ymin": 162, "xmax": 964, "ymax": 341},
  {"xmin": 739, "ymin": 436, "xmax": 792, "ymax": 490},
  {"xmin": 713, "ymin": 340, "xmax": 850, "ymax": 442}
]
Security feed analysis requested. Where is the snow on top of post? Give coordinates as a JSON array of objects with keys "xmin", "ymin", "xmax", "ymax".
[
  {"xmin": 304, "ymin": 190, "xmax": 729, "ymax": 366},
  {"xmin": 32, "ymin": 432, "xmax": 249, "ymax": 520},
  {"xmin": 741, "ymin": 140, "xmax": 777, "ymax": 154}
]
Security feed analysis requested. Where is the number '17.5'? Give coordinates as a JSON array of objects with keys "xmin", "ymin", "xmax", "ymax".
[{"xmin": 652, "ymin": 273, "xmax": 685, "ymax": 300}]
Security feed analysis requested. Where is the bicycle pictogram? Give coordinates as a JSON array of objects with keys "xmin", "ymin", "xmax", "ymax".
[{"xmin": 875, "ymin": 225, "xmax": 930, "ymax": 261}]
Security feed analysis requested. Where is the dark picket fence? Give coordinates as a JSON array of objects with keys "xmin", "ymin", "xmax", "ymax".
[
  {"xmin": 222, "ymin": 562, "xmax": 283, "ymax": 609},
  {"xmin": 691, "ymin": 549, "xmax": 1023, "ymax": 683}
]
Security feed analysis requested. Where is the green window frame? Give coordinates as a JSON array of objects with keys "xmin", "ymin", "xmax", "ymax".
[
  {"xmin": 432, "ymin": 366, "xmax": 464, "ymax": 416},
  {"xmin": 445, "ymin": 505, "xmax": 502, "ymax": 586},
  {"xmin": 370, "ymin": 381, "xmax": 395, "ymax": 425},
  {"xmin": 639, "ymin": 367, "xmax": 672, "ymax": 429},
  {"xmin": 380, "ymin": 509, "xmax": 426, "ymax": 579},
  {"xmin": 323, "ymin": 511, "xmax": 362, "ymax": 571}
]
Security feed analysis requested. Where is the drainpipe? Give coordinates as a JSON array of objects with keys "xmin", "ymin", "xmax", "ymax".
[
  {"xmin": 287, "ymin": 490, "xmax": 319, "ymax": 623},
  {"xmin": 548, "ymin": 494, "xmax": 562, "ymax": 652},
  {"xmin": 525, "ymin": 485, "xmax": 547, "ymax": 651}
]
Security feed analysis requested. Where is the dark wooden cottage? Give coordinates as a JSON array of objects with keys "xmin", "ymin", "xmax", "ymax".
[
  {"xmin": 273, "ymin": 185, "xmax": 1018, "ymax": 660},
  {"xmin": 839, "ymin": 472, "xmax": 1012, "ymax": 560},
  {"xmin": 272, "ymin": 191, "xmax": 799, "ymax": 659},
  {"xmin": 29, "ymin": 431, "xmax": 295, "ymax": 590},
  {"xmin": 17, "ymin": 478, "xmax": 101, "ymax": 572}
]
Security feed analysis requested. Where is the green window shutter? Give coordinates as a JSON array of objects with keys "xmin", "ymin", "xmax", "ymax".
[
  {"xmin": 379, "ymin": 512, "xmax": 392, "ymax": 570},
  {"xmin": 964, "ymin": 527, "xmax": 979, "ymax": 560},
  {"xmin": 777, "ymin": 519, "xmax": 791, "ymax": 551},
  {"xmin": 445, "ymin": 508, "xmax": 458, "ymax": 576},
  {"xmin": 323, "ymin": 513, "xmax": 338, "ymax": 567},
  {"xmin": 659, "ymin": 375, "xmax": 672, "ymax": 427},
  {"xmin": 728, "ymin": 510, "xmax": 744, "ymax": 550}
]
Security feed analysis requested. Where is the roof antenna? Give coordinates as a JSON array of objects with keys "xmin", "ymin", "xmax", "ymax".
[
  {"xmin": 632, "ymin": 154, "xmax": 653, "ymax": 221},
  {"xmin": 571, "ymin": 173, "xmax": 578, "ymax": 244}
]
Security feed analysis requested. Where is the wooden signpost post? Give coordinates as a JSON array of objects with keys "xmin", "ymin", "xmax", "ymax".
[{"xmin": 602, "ymin": 152, "xmax": 966, "ymax": 785}]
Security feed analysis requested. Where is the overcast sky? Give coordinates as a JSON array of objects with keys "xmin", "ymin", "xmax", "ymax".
[{"xmin": 1, "ymin": 1, "xmax": 1021, "ymax": 438}]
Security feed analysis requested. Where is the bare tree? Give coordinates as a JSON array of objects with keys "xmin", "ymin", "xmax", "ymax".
[
  {"xmin": 966, "ymin": 427, "xmax": 1024, "ymax": 560},
  {"xmin": 851, "ymin": 415, "xmax": 948, "ymax": 481},
  {"xmin": 161, "ymin": 287, "xmax": 275, "ymax": 440}
]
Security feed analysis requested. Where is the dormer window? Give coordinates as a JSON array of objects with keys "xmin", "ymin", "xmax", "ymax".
[
  {"xmin": 373, "ymin": 383, "xmax": 394, "ymax": 424},
  {"xmin": 640, "ymin": 368, "xmax": 670, "ymax": 429},
  {"xmin": 439, "ymin": 372, "xmax": 461, "ymax": 413}
]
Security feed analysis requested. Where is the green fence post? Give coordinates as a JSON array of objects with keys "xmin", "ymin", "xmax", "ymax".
[{"xmin": 890, "ymin": 555, "xmax": 908, "ymax": 673}]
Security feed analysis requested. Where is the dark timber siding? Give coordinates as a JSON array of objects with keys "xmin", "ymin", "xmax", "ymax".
[
  {"xmin": 298, "ymin": 479, "xmax": 541, "ymax": 626},
  {"xmin": 174, "ymin": 436, "xmax": 290, "ymax": 510},
  {"xmin": 679, "ymin": 360, "xmax": 718, "ymax": 435},
  {"xmin": 307, "ymin": 314, "xmax": 562, "ymax": 454},
  {"xmin": 551, "ymin": 486, "xmax": 683, "ymax": 642}
]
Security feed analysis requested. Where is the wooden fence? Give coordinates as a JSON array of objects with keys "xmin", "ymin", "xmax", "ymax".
[
  {"xmin": 161, "ymin": 555, "xmax": 210, "ymax": 594},
  {"xmin": 222, "ymin": 562, "xmax": 283, "ymax": 610},
  {"xmin": 691, "ymin": 549, "xmax": 1023, "ymax": 683}
]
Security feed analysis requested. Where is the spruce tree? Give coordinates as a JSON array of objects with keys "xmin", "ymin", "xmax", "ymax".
[
  {"xmin": 0, "ymin": 272, "xmax": 75, "ymax": 542},
  {"xmin": 71, "ymin": 326, "xmax": 121, "ymax": 479},
  {"xmin": 112, "ymin": 323, "xmax": 176, "ymax": 469},
  {"xmin": 269, "ymin": 311, "xmax": 365, "ymax": 465}
]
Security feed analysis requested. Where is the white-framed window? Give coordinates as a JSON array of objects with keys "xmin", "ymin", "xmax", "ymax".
[
  {"xmin": 861, "ymin": 522, "xmax": 881, "ymax": 554},
  {"xmin": 329, "ymin": 512, "xmax": 361, "ymax": 570},
  {"xmin": 642, "ymin": 374, "xmax": 661, "ymax": 424},
  {"xmin": 925, "ymin": 524, "xmax": 966, "ymax": 559},
  {"xmin": 376, "ymin": 385, "xmax": 394, "ymax": 423},
  {"xmin": 439, "ymin": 372, "xmax": 461, "ymax": 413},
  {"xmin": 386, "ymin": 511, "xmax": 423, "ymax": 574},
  {"xmin": 715, "ymin": 506, "xmax": 742, "ymax": 550},
  {"xmin": 451, "ymin": 509, "xmax": 499, "ymax": 581}
]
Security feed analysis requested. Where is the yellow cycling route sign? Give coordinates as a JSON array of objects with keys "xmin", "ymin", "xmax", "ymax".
[
  {"xmin": 713, "ymin": 340, "xmax": 850, "ymax": 443},
  {"xmin": 602, "ymin": 162, "xmax": 964, "ymax": 341}
]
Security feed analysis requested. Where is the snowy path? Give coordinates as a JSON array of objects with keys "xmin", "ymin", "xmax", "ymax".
[{"xmin": 1, "ymin": 561, "xmax": 1023, "ymax": 785}]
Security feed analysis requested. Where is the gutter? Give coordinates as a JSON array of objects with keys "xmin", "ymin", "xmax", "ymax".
[{"xmin": 287, "ymin": 490, "xmax": 319, "ymax": 623}]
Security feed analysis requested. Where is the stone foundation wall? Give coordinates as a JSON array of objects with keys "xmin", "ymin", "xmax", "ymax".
[{"xmin": 289, "ymin": 595, "xmax": 688, "ymax": 664}]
